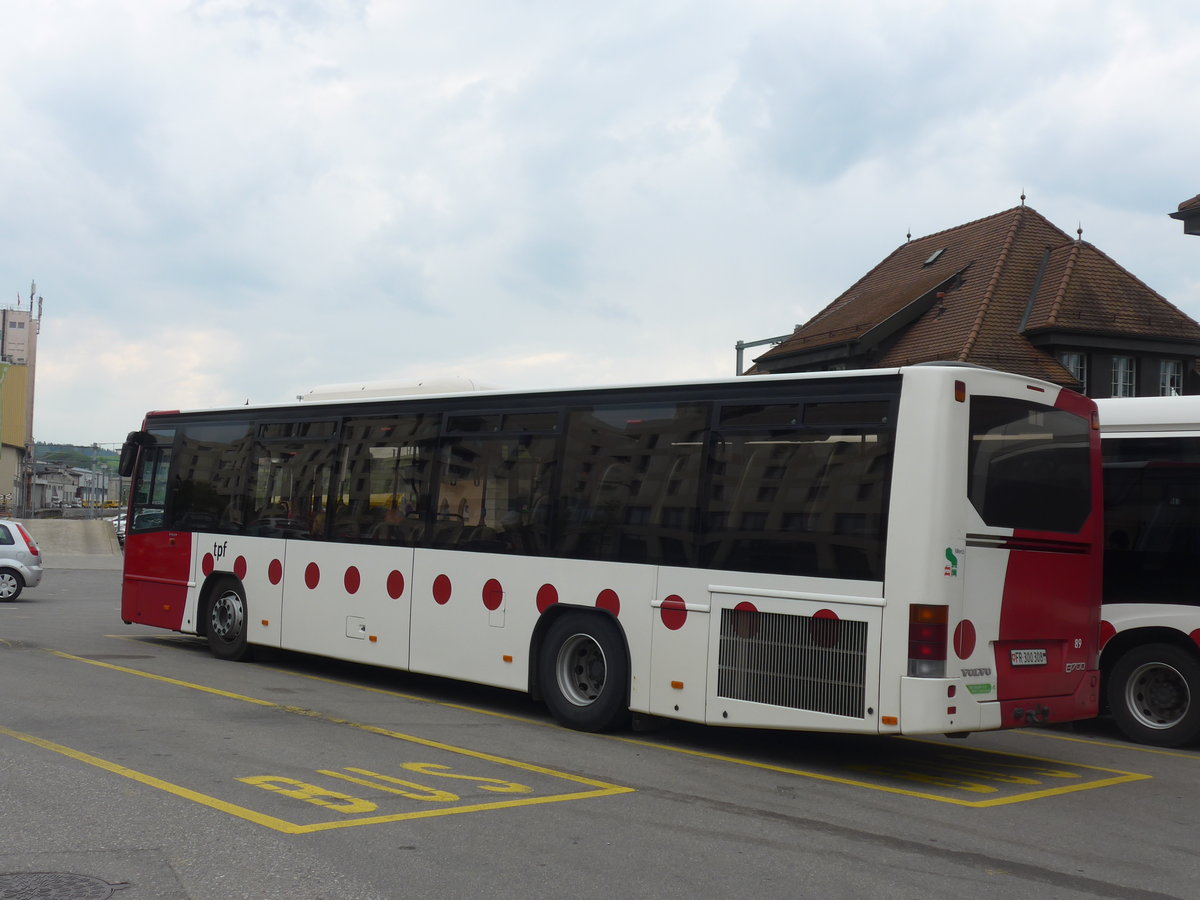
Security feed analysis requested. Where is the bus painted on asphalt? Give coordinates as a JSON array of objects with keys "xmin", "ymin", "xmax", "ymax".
[{"xmin": 119, "ymin": 364, "xmax": 1103, "ymax": 736}]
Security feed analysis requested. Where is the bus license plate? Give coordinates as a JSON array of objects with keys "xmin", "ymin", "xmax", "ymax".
[{"xmin": 1010, "ymin": 649, "xmax": 1047, "ymax": 666}]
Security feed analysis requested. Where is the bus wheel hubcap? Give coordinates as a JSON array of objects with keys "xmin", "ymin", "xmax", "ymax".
[
  {"xmin": 556, "ymin": 633, "xmax": 606, "ymax": 706},
  {"xmin": 1127, "ymin": 662, "xmax": 1189, "ymax": 729},
  {"xmin": 211, "ymin": 591, "xmax": 244, "ymax": 640}
]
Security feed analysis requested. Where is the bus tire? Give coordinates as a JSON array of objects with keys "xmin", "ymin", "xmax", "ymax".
[
  {"xmin": 0, "ymin": 568, "xmax": 23, "ymax": 601},
  {"xmin": 1108, "ymin": 643, "xmax": 1200, "ymax": 747},
  {"xmin": 205, "ymin": 578, "xmax": 253, "ymax": 662},
  {"xmin": 539, "ymin": 612, "xmax": 630, "ymax": 732}
]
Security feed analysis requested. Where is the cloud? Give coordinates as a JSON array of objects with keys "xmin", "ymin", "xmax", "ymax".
[
  {"xmin": 3, "ymin": 1, "xmax": 1199, "ymax": 445},
  {"xmin": 36, "ymin": 319, "xmax": 248, "ymax": 443}
]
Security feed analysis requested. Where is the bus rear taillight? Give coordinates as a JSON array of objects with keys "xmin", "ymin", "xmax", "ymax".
[{"xmin": 908, "ymin": 604, "xmax": 947, "ymax": 677}]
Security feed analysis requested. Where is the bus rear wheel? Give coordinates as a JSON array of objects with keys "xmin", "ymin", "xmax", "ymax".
[
  {"xmin": 206, "ymin": 578, "xmax": 253, "ymax": 662},
  {"xmin": 1108, "ymin": 643, "xmax": 1200, "ymax": 747},
  {"xmin": 539, "ymin": 612, "xmax": 629, "ymax": 732}
]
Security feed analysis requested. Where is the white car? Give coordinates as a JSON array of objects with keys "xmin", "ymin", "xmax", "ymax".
[{"xmin": 0, "ymin": 520, "xmax": 43, "ymax": 600}]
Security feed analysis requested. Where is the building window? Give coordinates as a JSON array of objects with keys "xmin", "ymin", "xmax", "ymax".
[
  {"xmin": 1160, "ymin": 360, "xmax": 1184, "ymax": 396},
  {"xmin": 1112, "ymin": 356, "xmax": 1136, "ymax": 397},
  {"xmin": 1059, "ymin": 352, "xmax": 1087, "ymax": 391}
]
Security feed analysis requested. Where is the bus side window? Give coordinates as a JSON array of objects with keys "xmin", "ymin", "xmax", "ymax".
[
  {"xmin": 250, "ymin": 438, "xmax": 335, "ymax": 540},
  {"xmin": 703, "ymin": 428, "xmax": 891, "ymax": 579},
  {"xmin": 335, "ymin": 415, "xmax": 436, "ymax": 546},
  {"xmin": 432, "ymin": 433, "xmax": 556, "ymax": 555},
  {"xmin": 170, "ymin": 422, "xmax": 253, "ymax": 534},
  {"xmin": 556, "ymin": 404, "xmax": 705, "ymax": 565}
]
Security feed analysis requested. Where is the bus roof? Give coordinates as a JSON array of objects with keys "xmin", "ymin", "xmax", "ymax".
[
  {"xmin": 139, "ymin": 363, "xmax": 1066, "ymax": 421},
  {"xmin": 1095, "ymin": 395, "xmax": 1200, "ymax": 434}
]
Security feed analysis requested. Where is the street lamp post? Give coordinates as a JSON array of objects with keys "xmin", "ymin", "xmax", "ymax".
[{"xmin": 91, "ymin": 443, "xmax": 99, "ymax": 519}]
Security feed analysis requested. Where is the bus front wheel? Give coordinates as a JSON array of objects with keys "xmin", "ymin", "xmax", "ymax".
[
  {"xmin": 206, "ymin": 578, "xmax": 253, "ymax": 662},
  {"xmin": 539, "ymin": 612, "xmax": 630, "ymax": 732},
  {"xmin": 1108, "ymin": 643, "xmax": 1200, "ymax": 747}
]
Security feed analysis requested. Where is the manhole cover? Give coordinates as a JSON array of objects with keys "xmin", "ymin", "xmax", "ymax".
[{"xmin": 0, "ymin": 872, "xmax": 128, "ymax": 899}]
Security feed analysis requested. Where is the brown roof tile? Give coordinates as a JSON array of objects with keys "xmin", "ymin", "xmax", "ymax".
[
  {"xmin": 756, "ymin": 204, "xmax": 1200, "ymax": 385},
  {"xmin": 1024, "ymin": 242, "xmax": 1200, "ymax": 340}
]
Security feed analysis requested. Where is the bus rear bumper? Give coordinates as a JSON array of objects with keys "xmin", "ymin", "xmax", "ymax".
[
  {"xmin": 897, "ymin": 669, "xmax": 1100, "ymax": 735},
  {"xmin": 998, "ymin": 670, "xmax": 1101, "ymax": 728}
]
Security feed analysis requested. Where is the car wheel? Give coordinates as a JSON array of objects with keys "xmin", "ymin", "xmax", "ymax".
[{"xmin": 0, "ymin": 568, "xmax": 23, "ymax": 601}]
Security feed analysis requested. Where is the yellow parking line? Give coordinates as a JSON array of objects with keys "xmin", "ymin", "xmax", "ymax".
[
  {"xmin": 48, "ymin": 649, "xmax": 627, "ymax": 789},
  {"xmin": 4, "ymin": 650, "xmax": 634, "ymax": 833},
  {"xmin": 93, "ymin": 637, "xmax": 1153, "ymax": 807},
  {"xmin": 0, "ymin": 725, "xmax": 304, "ymax": 833},
  {"xmin": 0, "ymin": 724, "xmax": 632, "ymax": 833},
  {"xmin": 264, "ymin": 663, "xmax": 1151, "ymax": 807},
  {"xmin": 1012, "ymin": 727, "xmax": 1200, "ymax": 760}
]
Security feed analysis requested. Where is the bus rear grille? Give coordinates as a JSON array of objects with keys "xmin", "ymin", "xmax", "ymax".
[{"xmin": 717, "ymin": 608, "xmax": 868, "ymax": 718}]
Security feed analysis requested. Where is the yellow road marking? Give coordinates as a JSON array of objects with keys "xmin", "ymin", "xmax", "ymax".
[
  {"xmin": 6, "ymin": 650, "xmax": 632, "ymax": 832},
  {"xmin": 1013, "ymin": 727, "xmax": 1200, "ymax": 760},
  {"xmin": 249, "ymin": 655, "xmax": 1149, "ymax": 804},
  {"xmin": 99, "ymin": 635, "xmax": 1153, "ymax": 807},
  {"xmin": 0, "ymin": 725, "xmax": 304, "ymax": 833}
]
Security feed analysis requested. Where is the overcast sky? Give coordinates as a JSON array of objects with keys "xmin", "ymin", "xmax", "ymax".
[{"xmin": 4, "ymin": 0, "xmax": 1199, "ymax": 446}]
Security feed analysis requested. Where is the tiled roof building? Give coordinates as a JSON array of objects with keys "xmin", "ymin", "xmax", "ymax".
[
  {"xmin": 752, "ymin": 204, "xmax": 1200, "ymax": 396},
  {"xmin": 1170, "ymin": 193, "xmax": 1200, "ymax": 236}
]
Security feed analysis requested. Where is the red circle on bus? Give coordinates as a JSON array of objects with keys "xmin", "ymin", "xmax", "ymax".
[
  {"xmin": 660, "ymin": 595, "xmax": 687, "ymax": 630},
  {"xmin": 234, "ymin": 556, "xmax": 247, "ymax": 580},
  {"xmin": 344, "ymin": 566, "xmax": 361, "ymax": 595},
  {"xmin": 433, "ymin": 574, "xmax": 452, "ymax": 605},
  {"xmin": 732, "ymin": 601, "xmax": 759, "ymax": 639},
  {"xmin": 387, "ymin": 570, "xmax": 405, "ymax": 599},
  {"xmin": 202, "ymin": 553, "xmax": 214, "ymax": 576},
  {"xmin": 810, "ymin": 608, "xmax": 841, "ymax": 648},
  {"xmin": 482, "ymin": 578, "xmax": 503, "ymax": 611},
  {"xmin": 953, "ymin": 619, "xmax": 977, "ymax": 658},
  {"xmin": 268, "ymin": 559, "xmax": 283, "ymax": 585},
  {"xmin": 596, "ymin": 589, "xmax": 620, "ymax": 616},
  {"xmin": 305, "ymin": 562, "xmax": 320, "ymax": 590},
  {"xmin": 536, "ymin": 583, "xmax": 558, "ymax": 614}
]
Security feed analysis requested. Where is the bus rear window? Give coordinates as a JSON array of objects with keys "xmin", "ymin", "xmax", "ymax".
[{"xmin": 967, "ymin": 396, "xmax": 1091, "ymax": 533}]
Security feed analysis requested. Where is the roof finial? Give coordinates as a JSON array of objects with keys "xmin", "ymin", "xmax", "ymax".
[
  {"xmin": 1020, "ymin": 189, "xmax": 1026, "ymax": 206},
  {"xmin": 906, "ymin": 227, "xmax": 911, "ymax": 242},
  {"xmin": 1077, "ymin": 222, "xmax": 1083, "ymax": 242}
]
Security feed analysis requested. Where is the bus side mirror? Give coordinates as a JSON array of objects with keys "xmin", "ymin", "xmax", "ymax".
[{"xmin": 118, "ymin": 431, "xmax": 147, "ymax": 478}]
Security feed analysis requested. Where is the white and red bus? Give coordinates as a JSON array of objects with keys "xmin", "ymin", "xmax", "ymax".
[
  {"xmin": 119, "ymin": 364, "xmax": 1102, "ymax": 736},
  {"xmin": 1095, "ymin": 395, "xmax": 1200, "ymax": 746}
]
